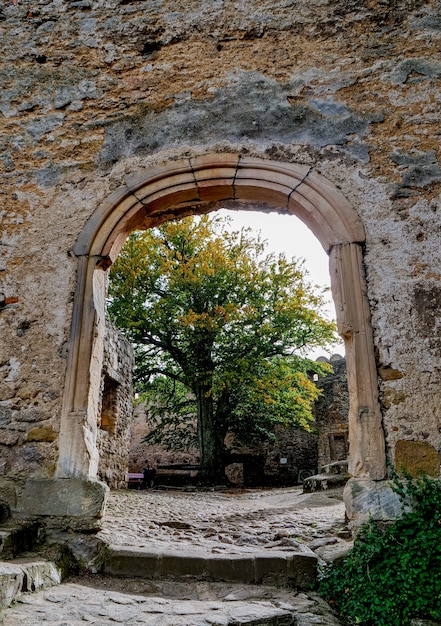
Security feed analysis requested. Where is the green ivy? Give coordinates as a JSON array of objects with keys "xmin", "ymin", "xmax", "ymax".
[{"xmin": 319, "ymin": 470, "xmax": 441, "ymax": 625}]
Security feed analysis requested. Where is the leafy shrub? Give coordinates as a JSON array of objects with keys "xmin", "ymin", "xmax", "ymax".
[{"xmin": 319, "ymin": 471, "xmax": 441, "ymax": 625}]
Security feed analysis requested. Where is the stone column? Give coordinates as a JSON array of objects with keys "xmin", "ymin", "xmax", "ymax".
[
  {"xmin": 56, "ymin": 256, "xmax": 107, "ymax": 479},
  {"xmin": 329, "ymin": 244, "xmax": 403, "ymax": 523},
  {"xmin": 329, "ymin": 243, "xmax": 386, "ymax": 480},
  {"xmin": 17, "ymin": 256, "xmax": 109, "ymax": 529}
]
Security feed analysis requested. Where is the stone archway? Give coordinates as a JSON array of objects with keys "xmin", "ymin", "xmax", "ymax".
[{"xmin": 20, "ymin": 155, "xmax": 386, "ymax": 525}]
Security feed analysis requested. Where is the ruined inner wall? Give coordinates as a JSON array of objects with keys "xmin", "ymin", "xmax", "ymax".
[
  {"xmin": 1, "ymin": 0, "xmax": 441, "ymax": 510},
  {"xmin": 97, "ymin": 320, "xmax": 134, "ymax": 490},
  {"xmin": 314, "ymin": 356, "xmax": 349, "ymax": 470}
]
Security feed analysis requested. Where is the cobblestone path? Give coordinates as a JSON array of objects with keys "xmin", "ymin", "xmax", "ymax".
[
  {"xmin": 97, "ymin": 485, "xmax": 347, "ymax": 554},
  {"xmin": 0, "ymin": 487, "xmax": 348, "ymax": 625}
]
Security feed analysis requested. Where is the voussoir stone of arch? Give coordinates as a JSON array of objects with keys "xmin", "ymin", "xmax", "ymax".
[{"xmin": 74, "ymin": 154, "xmax": 365, "ymax": 263}]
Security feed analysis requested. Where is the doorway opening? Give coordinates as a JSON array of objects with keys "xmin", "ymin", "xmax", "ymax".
[
  {"xmin": 120, "ymin": 208, "xmax": 346, "ymax": 489},
  {"xmin": 56, "ymin": 154, "xmax": 386, "ymax": 505}
]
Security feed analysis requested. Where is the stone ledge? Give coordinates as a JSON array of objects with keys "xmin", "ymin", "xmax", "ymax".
[
  {"xmin": 101, "ymin": 545, "xmax": 318, "ymax": 589},
  {"xmin": 16, "ymin": 479, "xmax": 109, "ymax": 531}
]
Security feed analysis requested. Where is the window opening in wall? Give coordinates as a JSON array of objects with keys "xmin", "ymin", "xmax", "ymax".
[
  {"xmin": 328, "ymin": 432, "xmax": 348, "ymax": 461},
  {"xmin": 100, "ymin": 375, "xmax": 119, "ymax": 436}
]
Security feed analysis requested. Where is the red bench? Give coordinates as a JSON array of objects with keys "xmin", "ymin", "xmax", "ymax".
[{"xmin": 127, "ymin": 473, "xmax": 144, "ymax": 489}]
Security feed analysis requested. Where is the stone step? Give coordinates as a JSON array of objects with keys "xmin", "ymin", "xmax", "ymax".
[
  {"xmin": 0, "ymin": 521, "xmax": 43, "ymax": 560},
  {"xmin": 0, "ymin": 577, "xmax": 345, "ymax": 625},
  {"xmin": 0, "ymin": 558, "xmax": 61, "ymax": 609},
  {"xmin": 101, "ymin": 544, "xmax": 318, "ymax": 589}
]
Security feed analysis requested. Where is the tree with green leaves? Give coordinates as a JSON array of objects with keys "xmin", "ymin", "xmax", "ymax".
[{"xmin": 107, "ymin": 214, "xmax": 336, "ymax": 484}]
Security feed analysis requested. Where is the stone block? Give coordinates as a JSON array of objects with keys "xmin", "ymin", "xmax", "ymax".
[
  {"xmin": 344, "ymin": 478, "xmax": 403, "ymax": 523},
  {"xmin": 14, "ymin": 558, "xmax": 61, "ymax": 592},
  {"xmin": 0, "ymin": 562, "xmax": 24, "ymax": 608},
  {"xmin": 303, "ymin": 473, "xmax": 349, "ymax": 492},
  {"xmin": 314, "ymin": 540, "xmax": 353, "ymax": 564},
  {"xmin": 0, "ymin": 478, "xmax": 20, "ymax": 510},
  {"xmin": 207, "ymin": 554, "xmax": 255, "ymax": 583},
  {"xmin": 253, "ymin": 554, "xmax": 288, "ymax": 583},
  {"xmin": 285, "ymin": 553, "xmax": 318, "ymax": 589},
  {"xmin": 159, "ymin": 551, "xmax": 208, "ymax": 578},
  {"xmin": 395, "ymin": 440, "xmax": 440, "ymax": 478},
  {"xmin": 0, "ymin": 559, "xmax": 60, "ymax": 608},
  {"xmin": 26, "ymin": 426, "xmax": 57, "ymax": 442},
  {"xmin": 0, "ymin": 429, "xmax": 20, "ymax": 446},
  {"xmin": 378, "ymin": 366, "xmax": 403, "ymax": 381},
  {"xmin": 102, "ymin": 546, "xmax": 160, "ymax": 578},
  {"xmin": 17, "ymin": 478, "xmax": 108, "ymax": 520}
]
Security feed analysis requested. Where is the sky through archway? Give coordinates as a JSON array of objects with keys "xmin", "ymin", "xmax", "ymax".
[{"xmin": 217, "ymin": 209, "xmax": 345, "ymax": 359}]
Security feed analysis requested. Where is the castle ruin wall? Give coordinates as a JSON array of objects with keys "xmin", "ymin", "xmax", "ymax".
[{"xmin": 0, "ymin": 0, "xmax": 440, "ymax": 519}]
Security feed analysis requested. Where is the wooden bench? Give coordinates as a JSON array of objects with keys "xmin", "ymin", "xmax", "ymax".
[{"xmin": 127, "ymin": 473, "xmax": 144, "ymax": 489}]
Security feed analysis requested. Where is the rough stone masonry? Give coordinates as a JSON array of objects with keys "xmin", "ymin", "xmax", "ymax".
[{"xmin": 0, "ymin": 0, "xmax": 441, "ymax": 527}]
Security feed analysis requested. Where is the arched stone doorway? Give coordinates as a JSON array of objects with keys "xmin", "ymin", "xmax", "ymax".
[{"xmin": 21, "ymin": 155, "xmax": 387, "ymax": 525}]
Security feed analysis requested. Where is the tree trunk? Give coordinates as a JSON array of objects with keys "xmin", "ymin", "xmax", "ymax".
[{"xmin": 195, "ymin": 381, "xmax": 225, "ymax": 484}]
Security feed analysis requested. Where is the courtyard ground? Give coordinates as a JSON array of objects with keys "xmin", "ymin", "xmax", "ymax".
[
  {"xmin": 1, "ymin": 486, "xmax": 348, "ymax": 625},
  {"xmin": 98, "ymin": 485, "xmax": 348, "ymax": 555}
]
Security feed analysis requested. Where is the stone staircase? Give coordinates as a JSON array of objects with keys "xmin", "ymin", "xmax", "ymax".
[
  {"xmin": 0, "ymin": 491, "xmax": 348, "ymax": 625},
  {"xmin": 0, "ymin": 504, "xmax": 61, "ymax": 610},
  {"xmin": 0, "ymin": 525, "xmax": 347, "ymax": 626}
]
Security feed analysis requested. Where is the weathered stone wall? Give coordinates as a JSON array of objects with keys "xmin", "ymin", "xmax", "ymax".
[
  {"xmin": 256, "ymin": 426, "xmax": 319, "ymax": 485},
  {"xmin": 1, "ymin": 0, "xmax": 441, "ymax": 508},
  {"xmin": 314, "ymin": 355, "xmax": 349, "ymax": 470},
  {"xmin": 129, "ymin": 402, "xmax": 199, "ymax": 473},
  {"xmin": 97, "ymin": 320, "xmax": 134, "ymax": 489},
  {"xmin": 129, "ymin": 400, "xmax": 318, "ymax": 486}
]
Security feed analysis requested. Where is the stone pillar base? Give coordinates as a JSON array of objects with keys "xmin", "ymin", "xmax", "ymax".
[
  {"xmin": 16, "ymin": 478, "xmax": 109, "ymax": 531},
  {"xmin": 343, "ymin": 477, "xmax": 404, "ymax": 526}
]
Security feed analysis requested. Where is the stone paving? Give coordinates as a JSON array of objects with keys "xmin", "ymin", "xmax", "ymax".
[
  {"xmin": 97, "ymin": 485, "xmax": 348, "ymax": 555},
  {"xmin": 0, "ymin": 579, "xmax": 344, "ymax": 625},
  {"xmin": 0, "ymin": 486, "xmax": 348, "ymax": 625}
]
